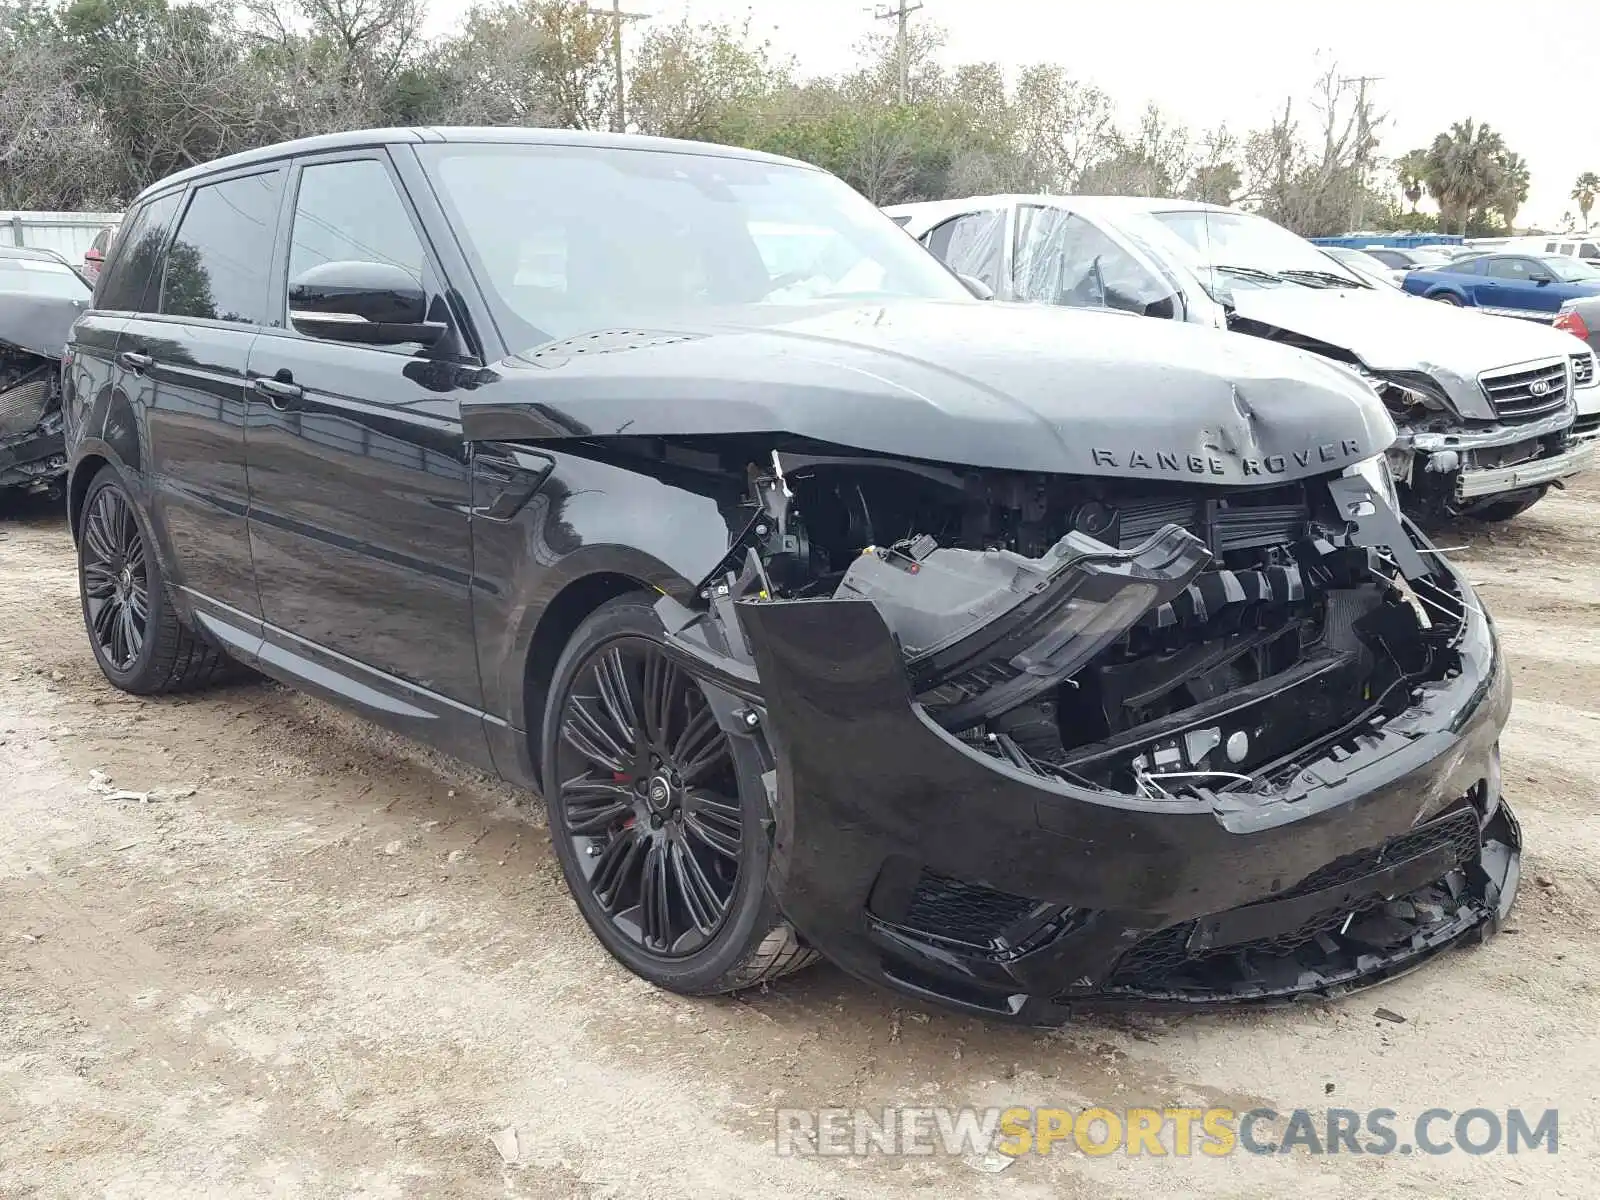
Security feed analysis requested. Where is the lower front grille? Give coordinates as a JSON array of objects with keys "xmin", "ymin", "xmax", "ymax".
[
  {"xmin": 900, "ymin": 871, "xmax": 1041, "ymax": 947},
  {"xmin": 1480, "ymin": 359, "xmax": 1570, "ymax": 423},
  {"xmin": 1105, "ymin": 808, "xmax": 1482, "ymax": 991}
]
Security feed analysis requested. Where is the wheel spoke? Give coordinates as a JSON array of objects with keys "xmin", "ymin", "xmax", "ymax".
[
  {"xmin": 591, "ymin": 827, "xmax": 644, "ymax": 912},
  {"xmin": 83, "ymin": 563, "xmax": 117, "ymax": 599},
  {"xmin": 89, "ymin": 597, "xmax": 117, "ymax": 643},
  {"xmin": 83, "ymin": 505, "xmax": 116, "ymax": 565},
  {"xmin": 683, "ymin": 811, "xmax": 741, "ymax": 860},
  {"xmin": 669, "ymin": 837, "xmax": 726, "ymax": 934},
  {"xmin": 561, "ymin": 694, "xmax": 632, "ymax": 772},
  {"xmin": 127, "ymin": 585, "xmax": 149, "ymax": 623},
  {"xmin": 594, "ymin": 648, "xmax": 641, "ymax": 751},
  {"xmin": 641, "ymin": 652, "xmax": 678, "ymax": 751},
  {"xmin": 671, "ymin": 702, "xmax": 721, "ymax": 773},
  {"xmin": 640, "ymin": 841, "xmax": 674, "ymax": 950},
  {"xmin": 120, "ymin": 605, "xmax": 144, "ymax": 661},
  {"xmin": 562, "ymin": 775, "xmax": 634, "ymax": 835}
]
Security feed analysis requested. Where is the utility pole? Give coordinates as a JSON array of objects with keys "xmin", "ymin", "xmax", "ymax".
[
  {"xmin": 588, "ymin": 0, "xmax": 647, "ymax": 133},
  {"xmin": 1339, "ymin": 73, "xmax": 1383, "ymax": 230},
  {"xmin": 873, "ymin": 0, "xmax": 924, "ymax": 105}
]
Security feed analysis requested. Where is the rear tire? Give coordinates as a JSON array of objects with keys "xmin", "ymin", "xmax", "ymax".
[
  {"xmin": 540, "ymin": 592, "xmax": 816, "ymax": 995},
  {"xmin": 77, "ymin": 466, "xmax": 236, "ymax": 695}
]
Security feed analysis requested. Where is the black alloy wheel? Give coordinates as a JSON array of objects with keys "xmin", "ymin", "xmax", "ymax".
[
  {"xmin": 541, "ymin": 593, "xmax": 816, "ymax": 994},
  {"xmin": 76, "ymin": 466, "xmax": 237, "ymax": 695},
  {"xmin": 80, "ymin": 481, "xmax": 149, "ymax": 672},
  {"xmin": 555, "ymin": 636, "xmax": 744, "ymax": 957}
]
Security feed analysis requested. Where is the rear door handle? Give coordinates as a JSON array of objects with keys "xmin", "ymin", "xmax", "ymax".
[
  {"xmin": 252, "ymin": 376, "xmax": 305, "ymax": 411},
  {"xmin": 117, "ymin": 350, "xmax": 152, "ymax": 373}
]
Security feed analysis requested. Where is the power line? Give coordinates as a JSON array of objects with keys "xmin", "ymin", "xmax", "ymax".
[
  {"xmin": 588, "ymin": 0, "xmax": 649, "ymax": 133},
  {"xmin": 872, "ymin": 0, "xmax": 924, "ymax": 105}
]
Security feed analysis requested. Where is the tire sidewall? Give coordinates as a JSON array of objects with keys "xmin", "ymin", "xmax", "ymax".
[
  {"xmin": 539, "ymin": 593, "xmax": 779, "ymax": 993},
  {"xmin": 78, "ymin": 466, "xmax": 167, "ymax": 690}
]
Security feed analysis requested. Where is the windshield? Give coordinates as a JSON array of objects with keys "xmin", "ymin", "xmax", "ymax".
[
  {"xmin": 1143, "ymin": 209, "xmax": 1367, "ymax": 289},
  {"xmin": 417, "ymin": 143, "xmax": 972, "ymax": 344},
  {"xmin": 0, "ymin": 255, "xmax": 90, "ymax": 300},
  {"xmin": 1540, "ymin": 255, "xmax": 1600, "ymax": 283}
]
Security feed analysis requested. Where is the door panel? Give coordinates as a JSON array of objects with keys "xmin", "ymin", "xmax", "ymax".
[
  {"xmin": 244, "ymin": 334, "xmax": 481, "ymax": 705},
  {"xmin": 244, "ymin": 152, "xmax": 484, "ymax": 717},
  {"xmin": 120, "ymin": 170, "xmax": 282, "ymax": 616},
  {"xmin": 122, "ymin": 317, "xmax": 258, "ymax": 607}
]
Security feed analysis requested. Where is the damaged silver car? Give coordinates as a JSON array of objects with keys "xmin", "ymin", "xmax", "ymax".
[
  {"xmin": 0, "ymin": 246, "xmax": 89, "ymax": 499},
  {"xmin": 890, "ymin": 194, "xmax": 1598, "ymax": 522}
]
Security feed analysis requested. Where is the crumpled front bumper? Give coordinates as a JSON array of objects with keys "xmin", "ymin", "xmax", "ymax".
[
  {"xmin": 0, "ymin": 410, "xmax": 65, "ymax": 492},
  {"xmin": 732, "ymin": 551, "xmax": 1517, "ymax": 1023},
  {"xmin": 1394, "ymin": 407, "xmax": 1591, "ymax": 505}
]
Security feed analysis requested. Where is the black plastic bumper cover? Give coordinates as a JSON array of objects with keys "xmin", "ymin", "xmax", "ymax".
[{"xmin": 736, "ymin": 560, "xmax": 1516, "ymax": 1023}]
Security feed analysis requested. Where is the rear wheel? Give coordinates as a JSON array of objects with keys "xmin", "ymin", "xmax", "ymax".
[
  {"xmin": 77, "ymin": 467, "xmax": 236, "ymax": 695},
  {"xmin": 541, "ymin": 593, "xmax": 815, "ymax": 994}
]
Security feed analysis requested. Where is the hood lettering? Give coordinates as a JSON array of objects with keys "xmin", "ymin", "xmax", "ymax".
[{"xmin": 1091, "ymin": 437, "xmax": 1366, "ymax": 478}]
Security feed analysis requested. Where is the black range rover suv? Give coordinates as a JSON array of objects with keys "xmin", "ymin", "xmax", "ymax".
[{"xmin": 63, "ymin": 128, "xmax": 1519, "ymax": 1022}]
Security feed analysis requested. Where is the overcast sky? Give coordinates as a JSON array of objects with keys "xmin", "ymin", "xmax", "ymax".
[{"xmin": 426, "ymin": 0, "xmax": 1595, "ymax": 229}]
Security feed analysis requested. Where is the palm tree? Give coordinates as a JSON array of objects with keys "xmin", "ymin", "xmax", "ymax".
[
  {"xmin": 1396, "ymin": 149, "xmax": 1427, "ymax": 212},
  {"xmin": 1423, "ymin": 119, "xmax": 1506, "ymax": 234},
  {"xmin": 1495, "ymin": 151, "xmax": 1530, "ymax": 233},
  {"xmin": 1574, "ymin": 172, "xmax": 1600, "ymax": 231}
]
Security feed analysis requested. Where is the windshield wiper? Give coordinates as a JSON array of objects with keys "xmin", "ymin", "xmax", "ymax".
[
  {"xmin": 1279, "ymin": 268, "xmax": 1369, "ymax": 289},
  {"xmin": 1211, "ymin": 264, "xmax": 1288, "ymax": 284}
]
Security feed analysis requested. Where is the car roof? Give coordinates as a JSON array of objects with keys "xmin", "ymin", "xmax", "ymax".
[
  {"xmin": 882, "ymin": 193, "xmax": 1221, "ymax": 234},
  {"xmin": 0, "ymin": 245, "xmax": 71, "ymax": 264},
  {"xmin": 130, "ymin": 126, "xmax": 819, "ymax": 208}
]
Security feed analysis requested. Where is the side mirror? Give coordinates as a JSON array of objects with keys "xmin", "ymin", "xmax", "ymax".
[
  {"xmin": 958, "ymin": 273, "xmax": 995, "ymax": 300},
  {"xmin": 1531, "ymin": 275, "xmax": 1553, "ymax": 286},
  {"xmin": 288, "ymin": 260, "xmax": 446, "ymax": 346}
]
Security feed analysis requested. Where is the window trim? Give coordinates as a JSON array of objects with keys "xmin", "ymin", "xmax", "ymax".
[
  {"xmin": 260, "ymin": 147, "xmax": 467, "ymax": 361},
  {"xmin": 1010, "ymin": 202, "xmax": 1177, "ymax": 316},
  {"xmin": 91, "ymin": 187, "xmax": 185, "ymax": 315},
  {"xmin": 921, "ymin": 210, "xmax": 1006, "ymax": 293},
  {"xmin": 155, "ymin": 165, "xmax": 285, "ymax": 331}
]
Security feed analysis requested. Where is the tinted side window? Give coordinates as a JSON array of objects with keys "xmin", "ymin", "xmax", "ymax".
[
  {"xmin": 1013, "ymin": 207, "xmax": 1175, "ymax": 317},
  {"xmin": 160, "ymin": 171, "xmax": 282, "ymax": 325},
  {"xmin": 1368, "ymin": 249, "xmax": 1405, "ymax": 268},
  {"xmin": 923, "ymin": 211, "xmax": 1005, "ymax": 291},
  {"xmin": 288, "ymin": 159, "xmax": 427, "ymax": 290},
  {"xmin": 96, "ymin": 193, "xmax": 181, "ymax": 312},
  {"xmin": 1486, "ymin": 257, "xmax": 1537, "ymax": 280},
  {"xmin": 1582, "ymin": 244, "xmax": 1600, "ymax": 260}
]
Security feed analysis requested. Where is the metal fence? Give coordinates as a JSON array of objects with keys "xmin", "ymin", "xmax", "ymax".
[{"xmin": 1, "ymin": 211, "xmax": 124, "ymax": 259}]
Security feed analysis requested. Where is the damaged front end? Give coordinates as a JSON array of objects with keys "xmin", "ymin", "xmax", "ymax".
[
  {"xmin": 661, "ymin": 450, "xmax": 1516, "ymax": 1020},
  {"xmin": 0, "ymin": 342, "xmax": 67, "ymax": 497},
  {"xmin": 1358, "ymin": 359, "xmax": 1592, "ymax": 519}
]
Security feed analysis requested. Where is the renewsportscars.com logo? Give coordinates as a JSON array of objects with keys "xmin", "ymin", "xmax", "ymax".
[{"xmin": 774, "ymin": 1106, "xmax": 1560, "ymax": 1159}]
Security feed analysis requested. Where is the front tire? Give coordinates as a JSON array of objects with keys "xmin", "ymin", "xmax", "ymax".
[
  {"xmin": 1429, "ymin": 291, "xmax": 1462, "ymax": 305},
  {"xmin": 541, "ymin": 593, "xmax": 815, "ymax": 995},
  {"xmin": 1473, "ymin": 490, "xmax": 1547, "ymax": 522},
  {"xmin": 77, "ymin": 466, "xmax": 235, "ymax": 695}
]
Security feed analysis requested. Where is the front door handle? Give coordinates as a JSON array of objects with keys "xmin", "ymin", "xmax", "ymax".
[
  {"xmin": 252, "ymin": 375, "xmax": 305, "ymax": 412},
  {"xmin": 117, "ymin": 350, "xmax": 152, "ymax": 373}
]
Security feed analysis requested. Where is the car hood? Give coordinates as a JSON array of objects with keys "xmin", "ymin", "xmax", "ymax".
[
  {"xmin": 1230, "ymin": 284, "xmax": 1585, "ymax": 420},
  {"xmin": 462, "ymin": 299, "xmax": 1395, "ymax": 486},
  {"xmin": 0, "ymin": 290, "xmax": 88, "ymax": 360}
]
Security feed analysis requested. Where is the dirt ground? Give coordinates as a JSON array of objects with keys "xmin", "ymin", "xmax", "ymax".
[{"xmin": 2, "ymin": 479, "xmax": 1598, "ymax": 1200}]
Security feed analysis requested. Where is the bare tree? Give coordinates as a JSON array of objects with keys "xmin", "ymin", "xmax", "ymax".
[
  {"xmin": 1009, "ymin": 64, "xmax": 1116, "ymax": 192},
  {"xmin": 843, "ymin": 115, "xmax": 916, "ymax": 204},
  {"xmin": 442, "ymin": 0, "xmax": 613, "ymax": 129},
  {"xmin": 626, "ymin": 18, "xmax": 787, "ymax": 139}
]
